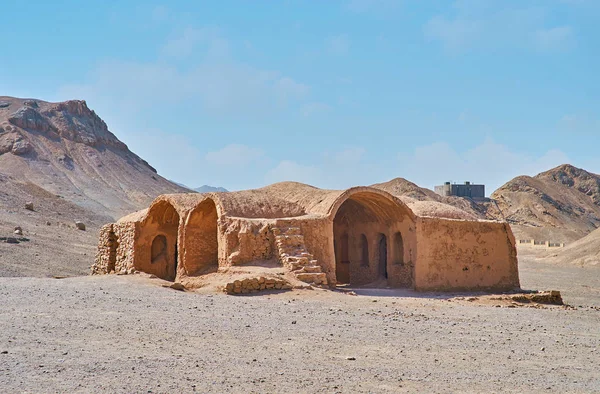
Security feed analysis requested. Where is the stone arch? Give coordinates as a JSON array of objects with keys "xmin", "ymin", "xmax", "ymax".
[
  {"xmin": 182, "ymin": 198, "xmax": 219, "ymax": 276},
  {"xmin": 139, "ymin": 200, "xmax": 180, "ymax": 281},
  {"xmin": 330, "ymin": 189, "xmax": 415, "ymax": 287}
]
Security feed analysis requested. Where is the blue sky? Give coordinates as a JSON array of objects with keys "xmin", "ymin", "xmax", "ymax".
[{"xmin": 1, "ymin": 0, "xmax": 598, "ymax": 193}]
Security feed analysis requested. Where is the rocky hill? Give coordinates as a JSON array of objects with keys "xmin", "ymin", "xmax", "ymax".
[
  {"xmin": 195, "ymin": 185, "xmax": 228, "ymax": 193},
  {"xmin": 0, "ymin": 96, "xmax": 187, "ymax": 219},
  {"xmin": 490, "ymin": 164, "xmax": 600, "ymax": 242},
  {"xmin": 0, "ymin": 96, "xmax": 189, "ymax": 277}
]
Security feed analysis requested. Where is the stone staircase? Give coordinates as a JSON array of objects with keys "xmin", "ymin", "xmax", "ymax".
[{"xmin": 271, "ymin": 225, "xmax": 328, "ymax": 286}]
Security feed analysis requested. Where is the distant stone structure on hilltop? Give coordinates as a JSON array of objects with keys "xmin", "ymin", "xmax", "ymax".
[{"xmin": 435, "ymin": 181, "xmax": 485, "ymax": 199}]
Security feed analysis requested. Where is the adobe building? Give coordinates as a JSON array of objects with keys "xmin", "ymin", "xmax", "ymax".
[{"xmin": 93, "ymin": 182, "xmax": 520, "ymax": 292}]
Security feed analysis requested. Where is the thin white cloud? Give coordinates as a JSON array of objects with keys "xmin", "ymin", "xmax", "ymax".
[
  {"xmin": 533, "ymin": 26, "xmax": 574, "ymax": 51},
  {"xmin": 265, "ymin": 160, "xmax": 321, "ymax": 186},
  {"xmin": 558, "ymin": 113, "xmax": 600, "ymax": 134},
  {"xmin": 346, "ymin": 0, "xmax": 401, "ymax": 13},
  {"xmin": 424, "ymin": 16, "xmax": 481, "ymax": 52},
  {"xmin": 161, "ymin": 26, "xmax": 229, "ymax": 58},
  {"xmin": 424, "ymin": 1, "xmax": 576, "ymax": 53},
  {"xmin": 58, "ymin": 59, "xmax": 309, "ymax": 117},
  {"xmin": 333, "ymin": 147, "xmax": 365, "ymax": 165},
  {"xmin": 205, "ymin": 144, "xmax": 263, "ymax": 167},
  {"xmin": 302, "ymin": 102, "xmax": 331, "ymax": 117}
]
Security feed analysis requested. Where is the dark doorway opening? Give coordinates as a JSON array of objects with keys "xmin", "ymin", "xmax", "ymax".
[
  {"xmin": 335, "ymin": 232, "xmax": 350, "ymax": 284},
  {"xmin": 378, "ymin": 234, "xmax": 388, "ymax": 279}
]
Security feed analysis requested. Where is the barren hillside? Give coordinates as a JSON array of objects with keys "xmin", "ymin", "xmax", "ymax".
[
  {"xmin": 0, "ymin": 96, "xmax": 189, "ymax": 277},
  {"xmin": 545, "ymin": 227, "xmax": 600, "ymax": 267},
  {"xmin": 371, "ymin": 178, "xmax": 490, "ymax": 220},
  {"xmin": 0, "ymin": 96, "xmax": 187, "ymax": 219},
  {"xmin": 490, "ymin": 164, "xmax": 600, "ymax": 242}
]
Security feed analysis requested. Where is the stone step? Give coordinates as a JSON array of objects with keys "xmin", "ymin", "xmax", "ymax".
[
  {"xmin": 275, "ymin": 235, "xmax": 305, "ymax": 243},
  {"xmin": 280, "ymin": 227, "xmax": 302, "ymax": 236},
  {"xmin": 271, "ymin": 226, "xmax": 302, "ymax": 236},
  {"xmin": 299, "ymin": 265, "xmax": 322, "ymax": 273},
  {"xmin": 295, "ymin": 272, "xmax": 327, "ymax": 286},
  {"xmin": 286, "ymin": 256, "xmax": 309, "ymax": 264}
]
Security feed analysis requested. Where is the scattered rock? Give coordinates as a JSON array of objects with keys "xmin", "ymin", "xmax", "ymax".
[
  {"xmin": 14, "ymin": 227, "xmax": 22, "ymax": 235},
  {"xmin": 170, "ymin": 283, "xmax": 185, "ymax": 291},
  {"xmin": 511, "ymin": 291, "xmax": 563, "ymax": 305},
  {"xmin": 45, "ymin": 221, "xmax": 51, "ymax": 226},
  {"xmin": 5, "ymin": 237, "xmax": 19, "ymax": 244},
  {"xmin": 346, "ymin": 357, "xmax": 356, "ymax": 361},
  {"xmin": 25, "ymin": 202, "xmax": 34, "ymax": 211},
  {"xmin": 11, "ymin": 139, "xmax": 32, "ymax": 155},
  {"xmin": 75, "ymin": 221, "xmax": 86, "ymax": 231},
  {"xmin": 0, "ymin": 101, "xmax": 9, "ymax": 108}
]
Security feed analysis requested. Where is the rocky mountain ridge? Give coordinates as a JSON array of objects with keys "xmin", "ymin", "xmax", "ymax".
[
  {"xmin": 490, "ymin": 164, "xmax": 600, "ymax": 241},
  {"xmin": 0, "ymin": 96, "xmax": 187, "ymax": 218}
]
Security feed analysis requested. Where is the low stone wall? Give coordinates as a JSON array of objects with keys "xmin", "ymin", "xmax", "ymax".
[{"xmin": 224, "ymin": 276, "xmax": 292, "ymax": 294}]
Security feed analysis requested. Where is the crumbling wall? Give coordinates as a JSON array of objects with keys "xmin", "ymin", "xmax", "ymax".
[
  {"xmin": 92, "ymin": 223, "xmax": 116, "ymax": 274},
  {"xmin": 414, "ymin": 218, "xmax": 519, "ymax": 291},
  {"xmin": 114, "ymin": 222, "xmax": 137, "ymax": 273},
  {"xmin": 291, "ymin": 217, "xmax": 334, "ymax": 282},
  {"xmin": 221, "ymin": 217, "xmax": 274, "ymax": 267},
  {"xmin": 92, "ymin": 221, "xmax": 137, "ymax": 275}
]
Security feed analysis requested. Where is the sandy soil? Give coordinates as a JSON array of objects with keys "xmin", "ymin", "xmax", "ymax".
[{"xmin": 1, "ymin": 257, "xmax": 599, "ymax": 393}]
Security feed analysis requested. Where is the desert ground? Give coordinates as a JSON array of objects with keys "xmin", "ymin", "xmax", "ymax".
[{"xmin": 1, "ymin": 254, "xmax": 598, "ymax": 394}]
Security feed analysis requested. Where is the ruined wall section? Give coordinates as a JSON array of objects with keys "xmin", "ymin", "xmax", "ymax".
[
  {"xmin": 114, "ymin": 222, "xmax": 138, "ymax": 274},
  {"xmin": 291, "ymin": 217, "xmax": 334, "ymax": 282},
  {"xmin": 414, "ymin": 217, "xmax": 519, "ymax": 291},
  {"xmin": 92, "ymin": 223, "xmax": 116, "ymax": 274},
  {"xmin": 220, "ymin": 217, "xmax": 275, "ymax": 267},
  {"xmin": 92, "ymin": 222, "xmax": 138, "ymax": 275}
]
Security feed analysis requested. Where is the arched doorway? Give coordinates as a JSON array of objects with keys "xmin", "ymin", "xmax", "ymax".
[
  {"xmin": 331, "ymin": 191, "xmax": 415, "ymax": 288},
  {"xmin": 332, "ymin": 195, "xmax": 389, "ymax": 286},
  {"xmin": 140, "ymin": 200, "xmax": 180, "ymax": 281},
  {"xmin": 334, "ymin": 232, "xmax": 350, "ymax": 284},
  {"xmin": 183, "ymin": 199, "xmax": 219, "ymax": 276}
]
